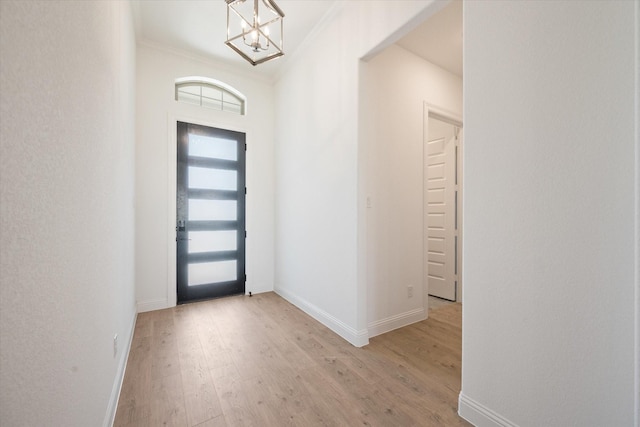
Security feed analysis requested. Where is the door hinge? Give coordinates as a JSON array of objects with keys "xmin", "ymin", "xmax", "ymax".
[
  {"xmin": 244, "ymin": 143, "xmax": 247, "ymax": 151},
  {"xmin": 454, "ymin": 235, "xmax": 458, "ymax": 274},
  {"xmin": 245, "ymin": 187, "xmax": 247, "ymax": 195},
  {"xmin": 245, "ymin": 231, "xmax": 247, "ymax": 238},
  {"xmin": 455, "ymin": 146, "xmax": 459, "ymax": 185},
  {"xmin": 455, "ymin": 190, "xmax": 458, "ymax": 230}
]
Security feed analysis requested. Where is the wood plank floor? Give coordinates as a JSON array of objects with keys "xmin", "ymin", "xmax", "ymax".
[{"xmin": 114, "ymin": 292, "xmax": 470, "ymax": 427}]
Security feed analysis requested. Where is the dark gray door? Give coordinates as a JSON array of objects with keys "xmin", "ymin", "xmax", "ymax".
[{"xmin": 177, "ymin": 121, "xmax": 246, "ymax": 303}]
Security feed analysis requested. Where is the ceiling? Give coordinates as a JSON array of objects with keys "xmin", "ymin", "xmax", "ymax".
[
  {"xmin": 396, "ymin": 1, "xmax": 462, "ymax": 77},
  {"xmin": 132, "ymin": 0, "xmax": 462, "ymax": 80}
]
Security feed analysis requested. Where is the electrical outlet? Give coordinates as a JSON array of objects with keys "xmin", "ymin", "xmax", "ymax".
[
  {"xmin": 408, "ymin": 286, "xmax": 413, "ymax": 297},
  {"xmin": 113, "ymin": 334, "xmax": 118, "ymax": 358}
]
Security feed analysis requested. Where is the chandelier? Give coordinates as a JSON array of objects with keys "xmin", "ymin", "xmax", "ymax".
[{"xmin": 225, "ymin": 0, "xmax": 285, "ymax": 66}]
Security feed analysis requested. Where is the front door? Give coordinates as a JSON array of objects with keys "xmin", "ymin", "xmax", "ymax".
[{"xmin": 177, "ymin": 121, "xmax": 246, "ymax": 303}]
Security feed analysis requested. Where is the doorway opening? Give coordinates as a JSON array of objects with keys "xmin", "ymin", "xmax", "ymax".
[
  {"xmin": 176, "ymin": 121, "xmax": 246, "ymax": 303},
  {"xmin": 362, "ymin": 0, "xmax": 463, "ymax": 333},
  {"xmin": 360, "ymin": 3, "xmax": 464, "ymax": 418}
]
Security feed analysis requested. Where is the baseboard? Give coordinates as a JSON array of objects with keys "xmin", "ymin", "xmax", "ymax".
[
  {"xmin": 367, "ymin": 307, "xmax": 427, "ymax": 338},
  {"xmin": 103, "ymin": 309, "xmax": 137, "ymax": 427},
  {"xmin": 458, "ymin": 393, "xmax": 519, "ymax": 427},
  {"xmin": 275, "ymin": 287, "xmax": 369, "ymax": 347},
  {"xmin": 136, "ymin": 298, "xmax": 169, "ymax": 313}
]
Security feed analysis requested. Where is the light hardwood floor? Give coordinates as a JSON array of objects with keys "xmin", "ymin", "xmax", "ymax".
[
  {"xmin": 114, "ymin": 292, "xmax": 470, "ymax": 427},
  {"xmin": 428, "ymin": 296, "xmax": 455, "ymax": 312}
]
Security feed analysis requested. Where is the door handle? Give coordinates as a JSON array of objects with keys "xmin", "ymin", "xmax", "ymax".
[{"xmin": 176, "ymin": 238, "xmax": 192, "ymax": 241}]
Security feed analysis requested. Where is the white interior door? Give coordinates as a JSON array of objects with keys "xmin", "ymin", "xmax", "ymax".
[{"xmin": 425, "ymin": 115, "xmax": 460, "ymax": 301}]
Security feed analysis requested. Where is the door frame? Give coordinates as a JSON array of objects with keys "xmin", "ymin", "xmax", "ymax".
[
  {"xmin": 423, "ymin": 103, "xmax": 463, "ymax": 308},
  {"xmin": 167, "ymin": 114, "xmax": 250, "ymax": 307}
]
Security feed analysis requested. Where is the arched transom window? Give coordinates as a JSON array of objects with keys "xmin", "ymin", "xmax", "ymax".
[{"xmin": 175, "ymin": 77, "xmax": 246, "ymax": 115}]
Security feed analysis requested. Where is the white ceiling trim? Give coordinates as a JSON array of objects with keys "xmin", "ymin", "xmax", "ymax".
[{"xmin": 273, "ymin": 1, "xmax": 345, "ymax": 82}]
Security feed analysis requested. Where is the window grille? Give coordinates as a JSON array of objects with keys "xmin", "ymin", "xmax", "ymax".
[{"xmin": 175, "ymin": 77, "xmax": 246, "ymax": 115}]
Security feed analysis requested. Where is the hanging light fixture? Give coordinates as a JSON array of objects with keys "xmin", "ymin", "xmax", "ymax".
[{"xmin": 225, "ymin": 0, "xmax": 285, "ymax": 66}]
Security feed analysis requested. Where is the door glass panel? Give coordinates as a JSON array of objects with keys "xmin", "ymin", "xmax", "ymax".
[
  {"xmin": 188, "ymin": 167, "xmax": 237, "ymax": 191},
  {"xmin": 188, "ymin": 134, "xmax": 237, "ymax": 160},
  {"xmin": 188, "ymin": 199, "xmax": 237, "ymax": 221},
  {"xmin": 188, "ymin": 260, "xmax": 237, "ymax": 286},
  {"xmin": 188, "ymin": 230, "xmax": 237, "ymax": 253}
]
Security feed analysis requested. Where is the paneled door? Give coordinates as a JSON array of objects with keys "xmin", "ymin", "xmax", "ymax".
[
  {"xmin": 425, "ymin": 115, "xmax": 460, "ymax": 301},
  {"xmin": 177, "ymin": 122, "xmax": 246, "ymax": 303}
]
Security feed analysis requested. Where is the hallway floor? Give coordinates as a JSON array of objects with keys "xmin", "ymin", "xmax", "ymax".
[
  {"xmin": 114, "ymin": 292, "xmax": 469, "ymax": 426},
  {"xmin": 428, "ymin": 295, "xmax": 456, "ymax": 312}
]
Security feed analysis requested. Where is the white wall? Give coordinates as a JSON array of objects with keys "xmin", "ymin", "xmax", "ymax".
[
  {"xmin": 460, "ymin": 1, "xmax": 639, "ymax": 426},
  {"xmin": 362, "ymin": 45, "xmax": 462, "ymax": 337},
  {"xmin": 274, "ymin": 1, "xmax": 441, "ymax": 346},
  {"xmin": 0, "ymin": 1, "xmax": 137, "ymax": 426},
  {"xmin": 135, "ymin": 44, "xmax": 275, "ymax": 311},
  {"xmin": 273, "ymin": 4, "xmax": 362, "ymax": 345}
]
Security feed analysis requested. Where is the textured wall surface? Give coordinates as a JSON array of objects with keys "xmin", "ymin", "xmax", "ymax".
[
  {"xmin": 0, "ymin": 1, "xmax": 137, "ymax": 425},
  {"xmin": 461, "ymin": 1, "xmax": 638, "ymax": 426}
]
